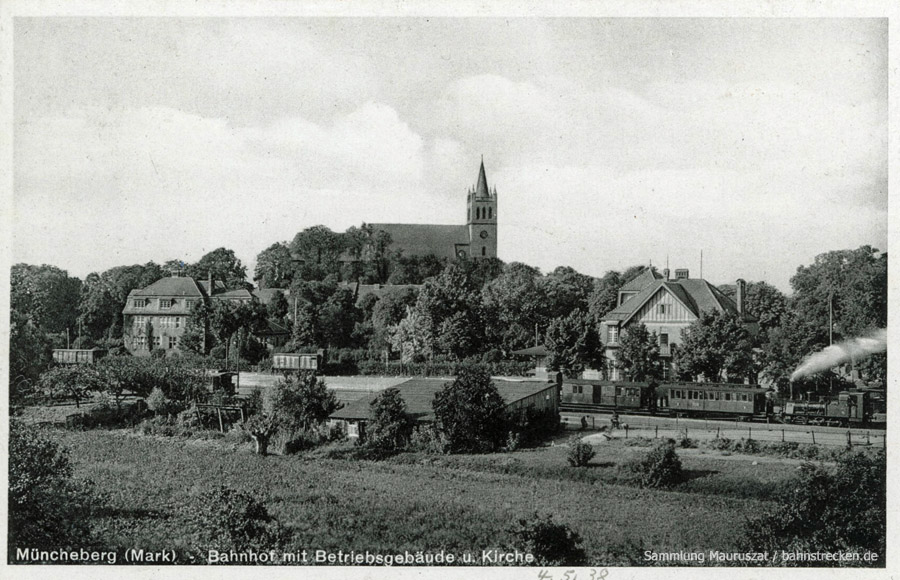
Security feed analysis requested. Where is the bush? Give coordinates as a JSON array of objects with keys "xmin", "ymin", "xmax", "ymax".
[
  {"xmin": 150, "ymin": 348, "xmax": 167, "ymax": 359},
  {"xmin": 183, "ymin": 486, "xmax": 290, "ymax": 555},
  {"xmin": 432, "ymin": 367, "xmax": 508, "ymax": 453},
  {"xmin": 510, "ymin": 513, "xmax": 587, "ymax": 566},
  {"xmin": 408, "ymin": 425, "xmax": 448, "ymax": 454},
  {"xmin": 366, "ymin": 388, "xmax": 414, "ymax": 454},
  {"xmin": 743, "ymin": 452, "xmax": 885, "ymax": 566},
  {"xmin": 8, "ymin": 422, "xmax": 99, "ymax": 558},
  {"xmin": 146, "ymin": 387, "xmax": 177, "ymax": 417},
  {"xmin": 624, "ymin": 441, "xmax": 683, "ymax": 488},
  {"xmin": 566, "ymin": 437, "xmax": 596, "ymax": 467}
]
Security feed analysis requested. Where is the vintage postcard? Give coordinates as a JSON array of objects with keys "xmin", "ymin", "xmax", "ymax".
[{"xmin": 1, "ymin": 1, "xmax": 896, "ymax": 579}]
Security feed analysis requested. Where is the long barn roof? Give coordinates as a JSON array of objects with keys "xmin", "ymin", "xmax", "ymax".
[{"xmin": 330, "ymin": 377, "xmax": 557, "ymax": 422}]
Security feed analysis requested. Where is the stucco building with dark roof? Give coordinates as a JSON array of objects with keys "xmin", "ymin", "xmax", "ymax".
[
  {"xmin": 600, "ymin": 268, "xmax": 758, "ymax": 381},
  {"xmin": 368, "ymin": 160, "xmax": 498, "ymax": 260},
  {"xmin": 122, "ymin": 273, "xmax": 253, "ymax": 356}
]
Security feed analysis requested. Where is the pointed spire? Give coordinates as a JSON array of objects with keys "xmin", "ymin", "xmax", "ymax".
[{"xmin": 475, "ymin": 158, "xmax": 490, "ymax": 198}]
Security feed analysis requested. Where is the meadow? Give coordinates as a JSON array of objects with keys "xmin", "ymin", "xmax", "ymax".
[{"xmin": 40, "ymin": 427, "xmax": 806, "ymax": 566}]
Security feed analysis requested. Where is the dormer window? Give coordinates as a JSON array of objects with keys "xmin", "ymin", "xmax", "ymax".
[
  {"xmin": 133, "ymin": 299, "xmax": 148, "ymax": 308},
  {"xmin": 160, "ymin": 299, "xmax": 174, "ymax": 309}
]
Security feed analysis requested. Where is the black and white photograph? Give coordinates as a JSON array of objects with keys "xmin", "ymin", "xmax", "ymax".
[{"xmin": 1, "ymin": 1, "xmax": 895, "ymax": 578}]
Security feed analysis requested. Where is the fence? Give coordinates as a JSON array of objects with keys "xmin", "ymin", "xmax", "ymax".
[{"xmin": 561, "ymin": 414, "xmax": 885, "ymax": 449}]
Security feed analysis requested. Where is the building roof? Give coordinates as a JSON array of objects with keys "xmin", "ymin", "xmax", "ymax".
[
  {"xmin": 602, "ymin": 278, "xmax": 756, "ymax": 325},
  {"xmin": 367, "ymin": 223, "xmax": 470, "ymax": 260},
  {"xmin": 474, "ymin": 160, "xmax": 492, "ymax": 198},
  {"xmin": 253, "ymin": 288, "xmax": 290, "ymax": 306},
  {"xmin": 511, "ymin": 345, "xmax": 551, "ymax": 357},
  {"xmin": 128, "ymin": 276, "xmax": 204, "ymax": 298},
  {"xmin": 330, "ymin": 377, "xmax": 557, "ymax": 422},
  {"xmin": 618, "ymin": 268, "xmax": 662, "ymax": 293}
]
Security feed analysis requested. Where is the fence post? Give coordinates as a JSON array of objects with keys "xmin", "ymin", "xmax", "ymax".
[
  {"xmin": 217, "ymin": 407, "xmax": 225, "ymax": 433},
  {"xmin": 866, "ymin": 431, "xmax": 870, "ymax": 446},
  {"xmin": 811, "ymin": 430, "xmax": 815, "ymax": 445},
  {"xmin": 625, "ymin": 425, "xmax": 629, "ymax": 438},
  {"xmin": 782, "ymin": 429, "xmax": 785, "ymax": 442},
  {"xmin": 716, "ymin": 427, "xmax": 720, "ymax": 439},
  {"xmin": 846, "ymin": 430, "xmax": 851, "ymax": 448},
  {"xmin": 749, "ymin": 426, "xmax": 752, "ymax": 440},
  {"xmin": 655, "ymin": 425, "xmax": 658, "ymax": 439}
]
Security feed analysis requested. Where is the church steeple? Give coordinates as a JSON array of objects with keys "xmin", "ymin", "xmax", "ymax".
[{"xmin": 475, "ymin": 158, "xmax": 491, "ymax": 199}]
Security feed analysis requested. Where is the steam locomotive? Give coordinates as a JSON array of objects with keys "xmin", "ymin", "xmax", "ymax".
[{"xmin": 560, "ymin": 379, "xmax": 884, "ymax": 427}]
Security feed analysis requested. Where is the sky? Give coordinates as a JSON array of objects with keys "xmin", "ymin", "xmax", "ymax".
[{"xmin": 12, "ymin": 17, "xmax": 888, "ymax": 292}]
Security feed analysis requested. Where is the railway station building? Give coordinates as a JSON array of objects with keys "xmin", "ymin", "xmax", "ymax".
[{"xmin": 599, "ymin": 268, "xmax": 758, "ymax": 381}]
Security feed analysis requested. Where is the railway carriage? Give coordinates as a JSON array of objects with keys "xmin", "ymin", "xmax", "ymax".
[
  {"xmin": 271, "ymin": 350, "xmax": 324, "ymax": 375},
  {"xmin": 657, "ymin": 383, "xmax": 770, "ymax": 419},
  {"xmin": 561, "ymin": 380, "xmax": 657, "ymax": 412},
  {"xmin": 52, "ymin": 348, "xmax": 107, "ymax": 365}
]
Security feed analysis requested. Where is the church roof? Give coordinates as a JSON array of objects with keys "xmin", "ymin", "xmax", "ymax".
[
  {"xmin": 368, "ymin": 223, "xmax": 470, "ymax": 260},
  {"xmin": 475, "ymin": 159, "xmax": 491, "ymax": 198},
  {"xmin": 619, "ymin": 268, "xmax": 663, "ymax": 292}
]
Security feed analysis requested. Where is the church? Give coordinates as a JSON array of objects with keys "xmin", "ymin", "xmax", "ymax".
[{"xmin": 368, "ymin": 160, "xmax": 498, "ymax": 260}]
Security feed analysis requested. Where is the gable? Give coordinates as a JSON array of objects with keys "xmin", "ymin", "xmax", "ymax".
[{"xmin": 625, "ymin": 285, "xmax": 697, "ymax": 325}]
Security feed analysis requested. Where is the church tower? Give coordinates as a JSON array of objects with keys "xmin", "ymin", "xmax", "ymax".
[{"xmin": 466, "ymin": 159, "xmax": 498, "ymax": 259}]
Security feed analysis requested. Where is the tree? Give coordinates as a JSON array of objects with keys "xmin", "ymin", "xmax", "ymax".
[
  {"xmin": 185, "ymin": 247, "xmax": 249, "ymax": 290},
  {"xmin": 370, "ymin": 287, "xmax": 419, "ymax": 353},
  {"xmin": 544, "ymin": 309, "xmax": 604, "ymax": 378},
  {"xmin": 11, "ymin": 263, "xmax": 82, "ymax": 334},
  {"xmin": 616, "ymin": 323, "xmax": 661, "ymax": 381},
  {"xmin": 8, "ymin": 422, "xmax": 96, "ymax": 558},
  {"xmin": 481, "ymin": 262, "xmax": 546, "ymax": 352},
  {"xmin": 180, "ymin": 303, "xmax": 210, "ymax": 354},
  {"xmin": 538, "ymin": 266, "xmax": 595, "ymax": 321},
  {"xmin": 343, "ymin": 224, "xmax": 393, "ymax": 283},
  {"xmin": 790, "ymin": 246, "xmax": 887, "ymax": 342},
  {"xmin": 9, "ymin": 309, "xmax": 53, "ymax": 393},
  {"xmin": 38, "ymin": 366, "xmax": 102, "ymax": 408},
  {"xmin": 366, "ymin": 388, "xmax": 414, "ymax": 453},
  {"xmin": 673, "ymin": 310, "xmax": 755, "ymax": 383},
  {"xmin": 269, "ymin": 372, "xmax": 340, "ymax": 432},
  {"xmin": 389, "ymin": 306, "xmax": 434, "ymax": 364},
  {"xmin": 290, "ymin": 225, "xmax": 347, "ymax": 281},
  {"xmin": 743, "ymin": 452, "xmax": 885, "ymax": 566},
  {"xmin": 266, "ymin": 290, "xmax": 290, "ymax": 324},
  {"xmin": 510, "ymin": 513, "xmax": 587, "ymax": 566},
  {"xmin": 254, "ymin": 242, "xmax": 294, "ymax": 289},
  {"xmin": 432, "ymin": 366, "xmax": 508, "ymax": 453},
  {"xmin": 76, "ymin": 262, "xmax": 165, "ymax": 340},
  {"xmin": 317, "ymin": 286, "xmax": 360, "ymax": 348}
]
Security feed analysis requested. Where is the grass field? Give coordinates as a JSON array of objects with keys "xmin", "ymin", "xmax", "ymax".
[{"xmin": 35, "ymin": 427, "xmax": 807, "ymax": 566}]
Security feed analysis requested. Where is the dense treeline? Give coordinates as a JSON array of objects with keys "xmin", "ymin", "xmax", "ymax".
[{"xmin": 9, "ymin": 225, "xmax": 887, "ymax": 395}]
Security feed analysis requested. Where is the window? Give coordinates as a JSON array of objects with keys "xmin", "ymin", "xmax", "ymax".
[
  {"xmin": 133, "ymin": 299, "xmax": 148, "ymax": 308},
  {"xmin": 133, "ymin": 316, "xmax": 146, "ymax": 326},
  {"xmin": 186, "ymin": 300, "xmax": 197, "ymax": 310},
  {"xmin": 658, "ymin": 304, "xmax": 667, "ymax": 315},
  {"xmin": 608, "ymin": 325, "xmax": 619, "ymax": 345},
  {"xmin": 488, "ymin": 207, "xmax": 492, "ymax": 219},
  {"xmin": 152, "ymin": 336, "xmax": 161, "ymax": 347},
  {"xmin": 160, "ymin": 299, "xmax": 173, "ymax": 309},
  {"xmin": 573, "ymin": 385, "xmax": 583, "ymax": 394},
  {"xmin": 659, "ymin": 333, "xmax": 669, "ymax": 356},
  {"xmin": 661, "ymin": 363, "xmax": 670, "ymax": 380},
  {"xmin": 481, "ymin": 247, "xmax": 486, "ymax": 256},
  {"xmin": 134, "ymin": 336, "xmax": 147, "ymax": 349},
  {"xmin": 175, "ymin": 317, "xmax": 181, "ymax": 328},
  {"xmin": 724, "ymin": 393, "xmax": 732, "ymax": 401},
  {"xmin": 741, "ymin": 394, "xmax": 748, "ymax": 402},
  {"xmin": 167, "ymin": 336, "xmax": 178, "ymax": 349}
]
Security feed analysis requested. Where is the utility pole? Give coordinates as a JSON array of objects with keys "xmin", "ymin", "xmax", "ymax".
[{"xmin": 828, "ymin": 290, "xmax": 833, "ymax": 395}]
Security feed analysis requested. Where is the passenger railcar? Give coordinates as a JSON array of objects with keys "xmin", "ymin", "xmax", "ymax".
[
  {"xmin": 561, "ymin": 380, "xmax": 657, "ymax": 412},
  {"xmin": 657, "ymin": 383, "xmax": 770, "ymax": 419},
  {"xmin": 52, "ymin": 348, "xmax": 107, "ymax": 365}
]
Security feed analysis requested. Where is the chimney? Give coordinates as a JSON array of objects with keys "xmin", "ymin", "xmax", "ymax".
[
  {"xmin": 675, "ymin": 268, "xmax": 689, "ymax": 280},
  {"xmin": 735, "ymin": 278, "xmax": 746, "ymax": 314},
  {"xmin": 662, "ymin": 268, "xmax": 670, "ymax": 280}
]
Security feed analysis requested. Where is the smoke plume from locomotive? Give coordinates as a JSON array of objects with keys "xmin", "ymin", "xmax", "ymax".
[{"xmin": 790, "ymin": 328, "xmax": 886, "ymax": 381}]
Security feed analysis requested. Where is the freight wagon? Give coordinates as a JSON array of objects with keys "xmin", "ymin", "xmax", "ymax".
[
  {"xmin": 52, "ymin": 348, "xmax": 107, "ymax": 365},
  {"xmin": 271, "ymin": 350, "xmax": 324, "ymax": 374}
]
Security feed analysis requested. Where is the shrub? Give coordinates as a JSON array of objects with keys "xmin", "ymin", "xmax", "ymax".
[
  {"xmin": 743, "ymin": 452, "xmax": 885, "ymax": 566},
  {"xmin": 244, "ymin": 388, "xmax": 264, "ymax": 416},
  {"xmin": 408, "ymin": 425, "xmax": 448, "ymax": 454},
  {"xmin": 146, "ymin": 387, "xmax": 176, "ymax": 417},
  {"xmin": 566, "ymin": 437, "xmax": 596, "ymax": 467},
  {"xmin": 183, "ymin": 486, "xmax": 290, "ymax": 555},
  {"xmin": 270, "ymin": 372, "xmax": 340, "ymax": 433},
  {"xmin": 432, "ymin": 366, "xmax": 508, "ymax": 453},
  {"xmin": 366, "ymin": 387, "xmax": 414, "ymax": 454},
  {"xmin": 625, "ymin": 441, "xmax": 683, "ymax": 488},
  {"xmin": 150, "ymin": 348, "xmax": 167, "ymax": 360},
  {"xmin": 8, "ymin": 422, "xmax": 99, "ymax": 558},
  {"xmin": 510, "ymin": 513, "xmax": 587, "ymax": 566}
]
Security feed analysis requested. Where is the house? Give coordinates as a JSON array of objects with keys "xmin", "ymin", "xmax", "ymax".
[
  {"xmin": 329, "ymin": 377, "xmax": 560, "ymax": 440},
  {"xmin": 599, "ymin": 268, "xmax": 759, "ymax": 381},
  {"xmin": 122, "ymin": 273, "xmax": 253, "ymax": 357}
]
